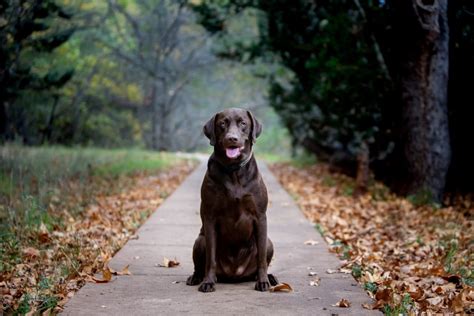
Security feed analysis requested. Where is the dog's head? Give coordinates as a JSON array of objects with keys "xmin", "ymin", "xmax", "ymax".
[{"xmin": 203, "ymin": 108, "xmax": 262, "ymax": 161}]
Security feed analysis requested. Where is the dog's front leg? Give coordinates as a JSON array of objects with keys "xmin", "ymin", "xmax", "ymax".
[
  {"xmin": 255, "ymin": 214, "xmax": 270, "ymax": 291},
  {"xmin": 199, "ymin": 219, "xmax": 217, "ymax": 292}
]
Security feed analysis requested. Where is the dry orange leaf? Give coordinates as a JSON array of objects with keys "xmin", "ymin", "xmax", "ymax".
[
  {"xmin": 332, "ymin": 298, "xmax": 351, "ymax": 308},
  {"xmin": 111, "ymin": 264, "xmax": 131, "ymax": 276},
  {"xmin": 269, "ymin": 282, "xmax": 293, "ymax": 292},
  {"xmin": 90, "ymin": 266, "xmax": 113, "ymax": 283}
]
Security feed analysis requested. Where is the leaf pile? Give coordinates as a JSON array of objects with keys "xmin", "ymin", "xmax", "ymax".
[
  {"xmin": 0, "ymin": 161, "xmax": 196, "ymax": 314},
  {"xmin": 270, "ymin": 163, "xmax": 473, "ymax": 314}
]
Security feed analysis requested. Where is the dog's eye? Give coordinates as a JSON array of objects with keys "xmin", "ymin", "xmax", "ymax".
[
  {"xmin": 219, "ymin": 121, "xmax": 226, "ymax": 129},
  {"xmin": 240, "ymin": 121, "xmax": 246, "ymax": 127}
]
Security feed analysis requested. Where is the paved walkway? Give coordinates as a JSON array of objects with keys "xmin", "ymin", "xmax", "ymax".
[{"xmin": 63, "ymin": 161, "xmax": 378, "ymax": 315}]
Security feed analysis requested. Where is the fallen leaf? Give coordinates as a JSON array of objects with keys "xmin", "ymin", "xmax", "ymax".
[
  {"xmin": 22, "ymin": 247, "xmax": 40, "ymax": 258},
  {"xmin": 269, "ymin": 283, "xmax": 293, "ymax": 292},
  {"xmin": 332, "ymin": 298, "xmax": 351, "ymax": 307},
  {"xmin": 90, "ymin": 266, "xmax": 113, "ymax": 283},
  {"xmin": 362, "ymin": 301, "xmax": 384, "ymax": 310},
  {"xmin": 110, "ymin": 264, "xmax": 131, "ymax": 276},
  {"xmin": 304, "ymin": 239, "xmax": 319, "ymax": 245},
  {"xmin": 375, "ymin": 288, "xmax": 392, "ymax": 301},
  {"xmin": 449, "ymin": 290, "xmax": 465, "ymax": 313},
  {"xmin": 326, "ymin": 268, "xmax": 338, "ymax": 274},
  {"xmin": 158, "ymin": 257, "xmax": 180, "ymax": 268},
  {"xmin": 38, "ymin": 223, "xmax": 50, "ymax": 243},
  {"xmin": 426, "ymin": 296, "xmax": 443, "ymax": 306},
  {"xmin": 309, "ymin": 277, "xmax": 320, "ymax": 286}
]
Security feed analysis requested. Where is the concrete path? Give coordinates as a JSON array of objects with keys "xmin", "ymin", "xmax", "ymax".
[{"xmin": 63, "ymin": 161, "xmax": 378, "ymax": 315}]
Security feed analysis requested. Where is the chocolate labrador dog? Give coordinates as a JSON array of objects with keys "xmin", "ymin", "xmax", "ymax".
[{"xmin": 186, "ymin": 108, "xmax": 278, "ymax": 292}]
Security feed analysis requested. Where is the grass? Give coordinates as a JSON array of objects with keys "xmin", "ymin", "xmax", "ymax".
[
  {"xmin": 0, "ymin": 144, "xmax": 193, "ymax": 313},
  {"xmin": 383, "ymin": 294, "xmax": 414, "ymax": 316},
  {"xmin": 258, "ymin": 150, "xmax": 317, "ymax": 166},
  {"xmin": 0, "ymin": 145, "xmax": 180, "ymax": 235}
]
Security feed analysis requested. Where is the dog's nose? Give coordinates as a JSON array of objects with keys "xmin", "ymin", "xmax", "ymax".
[{"xmin": 226, "ymin": 135, "xmax": 238, "ymax": 143}]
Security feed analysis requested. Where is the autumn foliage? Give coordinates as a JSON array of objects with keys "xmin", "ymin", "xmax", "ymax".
[{"xmin": 271, "ymin": 163, "xmax": 473, "ymax": 314}]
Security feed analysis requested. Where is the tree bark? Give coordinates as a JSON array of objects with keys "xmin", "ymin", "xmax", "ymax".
[
  {"xmin": 41, "ymin": 95, "xmax": 59, "ymax": 144},
  {"xmin": 399, "ymin": 0, "xmax": 450, "ymax": 202},
  {"xmin": 150, "ymin": 83, "xmax": 159, "ymax": 150},
  {"xmin": 354, "ymin": 141, "xmax": 370, "ymax": 197},
  {"xmin": 0, "ymin": 102, "xmax": 7, "ymax": 142}
]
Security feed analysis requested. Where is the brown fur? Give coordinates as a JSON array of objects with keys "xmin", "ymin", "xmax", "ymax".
[{"xmin": 186, "ymin": 108, "xmax": 277, "ymax": 292}]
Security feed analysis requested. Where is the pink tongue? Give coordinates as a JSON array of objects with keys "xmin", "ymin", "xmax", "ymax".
[{"xmin": 226, "ymin": 147, "xmax": 241, "ymax": 159}]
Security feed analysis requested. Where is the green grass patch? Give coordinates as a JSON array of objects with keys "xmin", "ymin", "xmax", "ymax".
[
  {"xmin": 0, "ymin": 144, "xmax": 189, "ymax": 271},
  {"xmin": 352, "ymin": 264, "xmax": 363, "ymax": 278},
  {"xmin": 363, "ymin": 282, "xmax": 378, "ymax": 294},
  {"xmin": 290, "ymin": 152, "xmax": 317, "ymax": 168},
  {"xmin": 407, "ymin": 187, "xmax": 441, "ymax": 208},
  {"xmin": 383, "ymin": 294, "xmax": 414, "ymax": 316},
  {"xmin": 259, "ymin": 149, "xmax": 316, "ymax": 166},
  {"xmin": 314, "ymin": 223, "xmax": 325, "ymax": 236},
  {"xmin": 257, "ymin": 152, "xmax": 291, "ymax": 164},
  {"xmin": 322, "ymin": 175, "xmax": 337, "ymax": 187},
  {"xmin": 92, "ymin": 150, "xmax": 177, "ymax": 176}
]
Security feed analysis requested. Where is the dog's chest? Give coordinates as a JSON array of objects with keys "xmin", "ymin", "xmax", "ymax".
[{"xmin": 217, "ymin": 194, "xmax": 257, "ymax": 238}]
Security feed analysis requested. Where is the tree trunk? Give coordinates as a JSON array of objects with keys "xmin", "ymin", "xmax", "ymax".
[
  {"xmin": 399, "ymin": 0, "xmax": 450, "ymax": 202},
  {"xmin": 354, "ymin": 141, "xmax": 370, "ymax": 197},
  {"xmin": 0, "ymin": 102, "xmax": 7, "ymax": 142},
  {"xmin": 149, "ymin": 84, "xmax": 159, "ymax": 150},
  {"xmin": 41, "ymin": 95, "xmax": 59, "ymax": 144}
]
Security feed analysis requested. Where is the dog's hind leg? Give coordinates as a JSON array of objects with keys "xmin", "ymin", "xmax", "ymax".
[
  {"xmin": 266, "ymin": 238, "xmax": 278, "ymax": 286},
  {"xmin": 186, "ymin": 233, "xmax": 205, "ymax": 286}
]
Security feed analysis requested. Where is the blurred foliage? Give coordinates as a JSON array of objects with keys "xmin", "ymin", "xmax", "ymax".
[
  {"xmin": 190, "ymin": 0, "xmax": 474, "ymax": 193},
  {"xmin": 0, "ymin": 0, "xmax": 76, "ymax": 143},
  {"xmin": 0, "ymin": 0, "xmax": 291, "ymax": 155}
]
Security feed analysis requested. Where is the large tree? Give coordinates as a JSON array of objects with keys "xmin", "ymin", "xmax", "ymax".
[
  {"xmin": 100, "ymin": 0, "xmax": 213, "ymax": 150},
  {"xmin": 396, "ymin": 0, "xmax": 451, "ymax": 201},
  {"xmin": 0, "ymin": 0, "xmax": 75, "ymax": 143}
]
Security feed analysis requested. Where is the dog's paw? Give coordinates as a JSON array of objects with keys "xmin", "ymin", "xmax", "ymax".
[
  {"xmin": 198, "ymin": 282, "xmax": 216, "ymax": 293},
  {"xmin": 255, "ymin": 280, "xmax": 270, "ymax": 292},
  {"xmin": 267, "ymin": 274, "xmax": 279, "ymax": 286},
  {"xmin": 186, "ymin": 274, "xmax": 203, "ymax": 286}
]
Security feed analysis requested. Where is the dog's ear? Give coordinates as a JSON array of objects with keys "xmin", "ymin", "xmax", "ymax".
[
  {"xmin": 203, "ymin": 114, "xmax": 216, "ymax": 146},
  {"xmin": 247, "ymin": 110, "xmax": 262, "ymax": 143}
]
